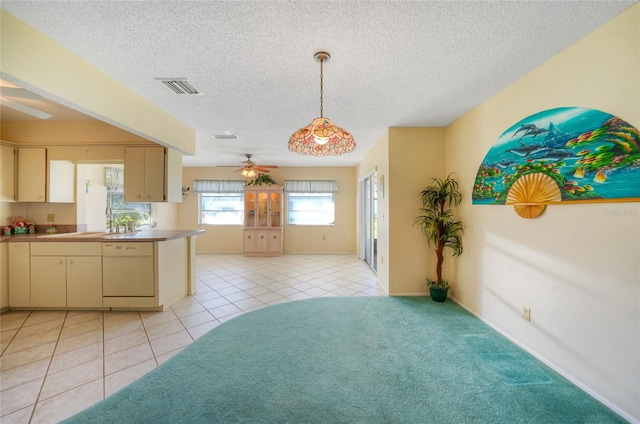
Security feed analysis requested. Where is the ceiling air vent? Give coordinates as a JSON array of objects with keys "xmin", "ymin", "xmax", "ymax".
[
  {"xmin": 213, "ymin": 133, "xmax": 238, "ymax": 140},
  {"xmin": 156, "ymin": 78, "xmax": 202, "ymax": 95}
]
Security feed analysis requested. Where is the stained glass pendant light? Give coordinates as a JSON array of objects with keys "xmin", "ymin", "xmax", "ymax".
[{"xmin": 288, "ymin": 52, "xmax": 356, "ymax": 156}]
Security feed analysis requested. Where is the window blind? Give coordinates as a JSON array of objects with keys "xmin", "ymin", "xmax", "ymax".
[
  {"xmin": 284, "ymin": 180, "xmax": 338, "ymax": 193},
  {"xmin": 193, "ymin": 180, "xmax": 245, "ymax": 193}
]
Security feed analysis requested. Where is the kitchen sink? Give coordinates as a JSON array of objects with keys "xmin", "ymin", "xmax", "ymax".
[{"xmin": 39, "ymin": 231, "xmax": 112, "ymax": 238}]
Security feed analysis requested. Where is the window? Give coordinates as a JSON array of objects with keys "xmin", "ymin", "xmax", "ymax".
[
  {"xmin": 285, "ymin": 180, "xmax": 337, "ymax": 226},
  {"xmin": 194, "ymin": 180, "xmax": 245, "ymax": 225},
  {"xmin": 105, "ymin": 167, "xmax": 153, "ymax": 228}
]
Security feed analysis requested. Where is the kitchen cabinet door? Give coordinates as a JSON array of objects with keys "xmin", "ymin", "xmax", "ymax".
[
  {"xmin": 31, "ymin": 256, "xmax": 67, "ymax": 307},
  {"xmin": 8, "ymin": 242, "xmax": 30, "ymax": 307},
  {"xmin": 48, "ymin": 160, "xmax": 75, "ymax": 203},
  {"xmin": 1, "ymin": 144, "xmax": 16, "ymax": 202},
  {"xmin": 1, "ymin": 243, "xmax": 9, "ymax": 309},
  {"xmin": 123, "ymin": 147, "xmax": 146, "ymax": 201},
  {"xmin": 17, "ymin": 147, "xmax": 46, "ymax": 202},
  {"xmin": 124, "ymin": 146, "xmax": 181, "ymax": 202},
  {"xmin": 143, "ymin": 146, "xmax": 165, "ymax": 201},
  {"xmin": 67, "ymin": 256, "xmax": 102, "ymax": 307}
]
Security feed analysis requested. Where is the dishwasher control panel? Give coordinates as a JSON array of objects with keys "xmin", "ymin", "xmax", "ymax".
[{"xmin": 102, "ymin": 242, "xmax": 154, "ymax": 256}]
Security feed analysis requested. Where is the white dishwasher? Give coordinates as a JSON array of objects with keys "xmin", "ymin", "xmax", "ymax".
[{"xmin": 102, "ymin": 242, "xmax": 154, "ymax": 297}]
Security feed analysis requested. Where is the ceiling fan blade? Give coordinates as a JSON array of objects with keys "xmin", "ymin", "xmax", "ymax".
[
  {"xmin": 254, "ymin": 166, "xmax": 272, "ymax": 173},
  {"xmin": 0, "ymin": 97, "xmax": 53, "ymax": 119},
  {"xmin": 0, "ymin": 87, "xmax": 43, "ymax": 101}
]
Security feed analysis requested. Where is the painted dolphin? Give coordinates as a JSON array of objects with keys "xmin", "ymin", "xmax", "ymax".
[{"xmin": 506, "ymin": 145, "xmax": 544, "ymax": 157}]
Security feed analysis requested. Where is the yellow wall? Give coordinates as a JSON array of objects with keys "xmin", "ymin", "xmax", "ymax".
[
  {"xmin": 180, "ymin": 167, "xmax": 357, "ymax": 253},
  {"xmin": 0, "ymin": 9, "xmax": 195, "ymax": 154},
  {"xmin": 388, "ymin": 127, "xmax": 446, "ymax": 295},
  {"xmin": 446, "ymin": 4, "xmax": 639, "ymax": 420}
]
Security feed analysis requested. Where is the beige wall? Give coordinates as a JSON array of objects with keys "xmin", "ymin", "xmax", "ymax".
[
  {"xmin": 180, "ymin": 167, "xmax": 357, "ymax": 253},
  {"xmin": 388, "ymin": 128, "xmax": 445, "ymax": 295},
  {"xmin": 446, "ymin": 4, "xmax": 639, "ymax": 421},
  {"xmin": 356, "ymin": 127, "xmax": 446, "ymax": 295}
]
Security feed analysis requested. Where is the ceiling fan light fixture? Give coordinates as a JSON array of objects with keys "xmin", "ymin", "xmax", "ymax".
[
  {"xmin": 288, "ymin": 52, "xmax": 356, "ymax": 156},
  {"xmin": 241, "ymin": 168, "xmax": 257, "ymax": 178}
]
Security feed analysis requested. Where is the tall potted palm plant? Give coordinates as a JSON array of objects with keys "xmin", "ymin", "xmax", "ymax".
[{"xmin": 413, "ymin": 174, "xmax": 464, "ymax": 302}]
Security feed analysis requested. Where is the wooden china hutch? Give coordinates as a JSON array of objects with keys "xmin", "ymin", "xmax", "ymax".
[{"xmin": 243, "ymin": 186, "xmax": 284, "ymax": 256}]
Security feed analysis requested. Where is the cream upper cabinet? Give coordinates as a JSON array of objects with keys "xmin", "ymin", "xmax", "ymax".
[
  {"xmin": 17, "ymin": 147, "xmax": 46, "ymax": 202},
  {"xmin": 0, "ymin": 144, "xmax": 16, "ymax": 202},
  {"xmin": 48, "ymin": 160, "xmax": 75, "ymax": 203},
  {"xmin": 124, "ymin": 146, "xmax": 182, "ymax": 202}
]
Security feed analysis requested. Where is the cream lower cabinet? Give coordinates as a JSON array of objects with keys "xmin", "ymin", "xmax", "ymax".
[
  {"xmin": 30, "ymin": 242, "xmax": 103, "ymax": 308},
  {"xmin": 8, "ymin": 242, "xmax": 30, "ymax": 307}
]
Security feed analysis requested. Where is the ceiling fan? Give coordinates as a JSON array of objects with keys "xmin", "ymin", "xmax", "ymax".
[
  {"xmin": 0, "ymin": 84, "xmax": 53, "ymax": 119},
  {"xmin": 234, "ymin": 154, "xmax": 278, "ymax": 177}
]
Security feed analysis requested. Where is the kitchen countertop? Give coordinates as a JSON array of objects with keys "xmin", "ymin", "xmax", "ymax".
[{"xmin": 0, "ymin": 229, "xmax": 205, "ymax": 243}]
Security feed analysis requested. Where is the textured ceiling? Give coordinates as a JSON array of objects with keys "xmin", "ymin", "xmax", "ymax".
[{"xmin": 1, "ymin": 1, "xmax": 637, "ymax": 167}]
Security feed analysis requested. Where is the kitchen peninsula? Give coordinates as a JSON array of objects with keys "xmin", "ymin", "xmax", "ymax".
[{"xmin": 1, "ymin": 229, "xmax": 204, "ymax": 312}]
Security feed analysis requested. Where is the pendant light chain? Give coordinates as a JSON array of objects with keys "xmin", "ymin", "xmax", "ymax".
[{"xmin": 319, "ymin": 56, "xmax": 324, "ymax": 118}]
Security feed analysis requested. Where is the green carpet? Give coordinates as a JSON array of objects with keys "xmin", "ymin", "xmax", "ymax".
[{"xmin": 64, "ymin": 297, "xmax": 625, "ymax": 423}]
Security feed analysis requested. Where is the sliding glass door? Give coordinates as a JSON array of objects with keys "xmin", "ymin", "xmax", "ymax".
[{"xmin": 363, "ymin": 172, "xmax": 377, "ymax": 272}]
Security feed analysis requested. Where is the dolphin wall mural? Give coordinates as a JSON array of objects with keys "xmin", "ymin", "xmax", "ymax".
[{"xmin": 472, "ymin": 107, "xmax": 640, "ymax": 218}]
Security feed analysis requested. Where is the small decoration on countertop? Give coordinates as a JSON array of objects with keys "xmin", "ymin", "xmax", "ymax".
[
  {"xmin": 246, "ymin": 174, "xmax": 278, "ymax": 186},
  {"xmin": 9, "ymin": 216, "xmax": 35, "ymax": 234}
]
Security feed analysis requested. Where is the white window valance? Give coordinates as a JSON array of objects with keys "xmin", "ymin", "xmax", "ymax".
[
  {"xmin": 284, "ymin": 180, "xmax": 338, "ymax": 193},
  {"xmin": 193, "ymin": 180, "xmax": 245, "ymax": 193}
]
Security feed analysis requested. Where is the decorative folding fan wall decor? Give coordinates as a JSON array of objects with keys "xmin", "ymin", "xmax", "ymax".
[{"xmin": 472, "ymin": 107, "xmax": 640, "ymax": 218}]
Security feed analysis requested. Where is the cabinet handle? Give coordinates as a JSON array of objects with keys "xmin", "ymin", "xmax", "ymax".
[
  {"xmin": 248, "ymin": 236, "xmax": 252, "ymax": 239},
  {"xmin": 260, "ymin": 235, "xmax": 264, "ymax": 239},
  {"xmin": 68, "ymin": 259, "xmax": 73, "ymax": 264},
  {"xmin": 273, "ymin": 235, "xmax": 276, "ymax": 239},
  {"xmin": 57, "ymin": 259, "xmax": 62, "ymax": 264}
]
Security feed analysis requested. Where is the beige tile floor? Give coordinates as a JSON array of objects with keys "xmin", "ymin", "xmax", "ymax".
[{"xmin": 0, "ymin": 253, "xmax": 383, "ymax": 424}]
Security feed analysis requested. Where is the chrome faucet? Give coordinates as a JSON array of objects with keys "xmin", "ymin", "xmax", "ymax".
[{"xmin": 106, "ymin": 206, "xmax": 114, "ymax": 232}]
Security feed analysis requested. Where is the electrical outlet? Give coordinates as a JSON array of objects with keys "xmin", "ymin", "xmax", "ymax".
[
  {"xmin": 522, "ymin": 307, "xmax": 531, "ymax": 321},
  {"xmin": 47, "ymin": 214, "xmax": 55, "ymax": 222}
]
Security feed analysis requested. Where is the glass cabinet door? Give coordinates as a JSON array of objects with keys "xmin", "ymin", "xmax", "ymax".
[
  {"xmin": 258, "ymin": 192, "xmax": 268, "ymax": 227},
  {"xmin": 270, "ymin": 192, "xmax": 281, "ymax": 228},
  {"xmin": 245, "ymin": 192, "xmax": 256, "ymax": 227}
]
